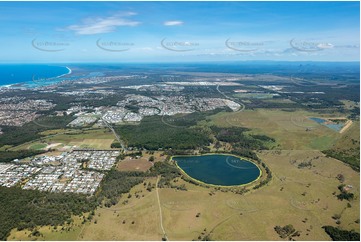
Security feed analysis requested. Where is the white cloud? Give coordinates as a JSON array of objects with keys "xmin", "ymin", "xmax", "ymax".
[
  {"xmin": 66, "ymin": 13, "xmax": 140, "ymax": 35},
  {"xmin": 163, "ymin": 21, "xmax": 183, "ymax": 26},
  {"xmin": 317, "ymin": 43, "xmax": 334, "ymax": 49},
  {"xmin": 138, "ymin": 47, "xmax": 154, "ymax": 51},
  {"xmin": 120, "ymin": 11, "xmax": 137, "ymax": 17},
  {"xmin": 334, "ymin": 44, "xmax": 360, "ymax": 49}
]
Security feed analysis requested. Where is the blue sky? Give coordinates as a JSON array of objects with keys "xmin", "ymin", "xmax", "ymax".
[{"xmin": 0, "ymin": 1, "xmax": 359, "ymax": 63}]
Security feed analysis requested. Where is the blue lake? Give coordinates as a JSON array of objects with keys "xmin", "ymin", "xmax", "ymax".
[
  {"xmin": 309, "ymin": 117, "xmax": 326, "ymax": 124},
  {"xmin": 174, "ymin": 154, "xmax": 261, "ymax": 186},
  {"xmin": 309, "ymin": 117, "xmax": 344, "ymax": 131}
]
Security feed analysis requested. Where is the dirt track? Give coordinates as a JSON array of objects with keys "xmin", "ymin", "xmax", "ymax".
[{"xmin": 340, "ymin": 120, "xmax": 353, "ymax": 133}]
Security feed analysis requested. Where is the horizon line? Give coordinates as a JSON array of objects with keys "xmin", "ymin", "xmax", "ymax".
[{"xmin": 0, "ymin": 60, "xmax": 360, "ymax": 64}]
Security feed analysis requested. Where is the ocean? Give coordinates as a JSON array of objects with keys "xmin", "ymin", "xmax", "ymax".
[{"xmin": 0, "ymin": 64, "xmax": 71, "ymax": 87}]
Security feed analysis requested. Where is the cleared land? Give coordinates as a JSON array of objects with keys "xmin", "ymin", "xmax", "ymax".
[
  {"xmin": 233, "ymin": 93, "xmax": 276, "ymax": 99},
  {"xmin": 117, "ymin": 152, "xmax": 166, "ymax": 172},
  {"xmin": 340, "ymin": 100, "xmax": 359, "ymax": 110},
  {"xmin": 78, "ymin": 177, "xmax": 161, "ymax": 241},
  {"xmin": 323, "ymin": 121, "xmax": 360, "ymax": 170},
  {"xmin": 11, "ymin": 128, "xmax": 116, "ymax": 151},
  {"xmin": 117, "ymin": 157, "xmax": 153, "ymax": 172},
  {"xmin": 44, "ymin": 129, "xmax": 115, "ymax": 150},
  {"xmin": 210, "ymin": 109, "xmax": 342, "ymax": 150},
  {"xmin": 262, "ymin": 98, "xmax": 296, "ymax": 104},
  {"xmin": 28, "ymin": 143, "xmax": 47, "ymax": 150},
  {"xmin": 8, "ymin": 215, "xmax": 86, "ymax": 241}
]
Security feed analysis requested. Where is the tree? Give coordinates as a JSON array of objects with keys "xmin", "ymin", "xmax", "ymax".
[
  {"xmin": 274, "ymin": 224, "xmax": 299, "ymax": 239},
  {"xmin": 214, "ymin": 141, "xmax": 221, "ymax": 150},
  {"xmin": 336, "ymin": 174, "xmax": 345, "ymax": 183},
  {"xmin": 322, "ymin": 226, "xmax": 360, "ymax": 241}
]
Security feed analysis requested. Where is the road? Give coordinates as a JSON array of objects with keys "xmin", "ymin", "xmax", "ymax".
[
  {"xmin": 101, "ymin": 118, "xmax": 127, "ymax": 152},
  {"xmin": 156, "ymin": 176, "xmax": 168, "ymax": 240},
  {"xmin": 216, "ymin": 84, "xmax": 245, "ymax": 112}
]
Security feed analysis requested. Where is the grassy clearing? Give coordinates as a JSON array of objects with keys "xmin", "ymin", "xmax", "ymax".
[
  {"xmin": 8, "ymin": 215, "xmax": 85, "ymax": 241},
  {"xmin": 117, "ymin": 157, "xmax": 153, "ymax": 172},
  {"xmin": 28, "ymin": 143, "xmax": 47, "ymax": 150},
  {"xmin": 262, "ymin": 98, "xmax": 296, "ymax": 104},
  {"xmin": 323, "ymin": 121, "xmax": 360, "ymax": 170},
  {"xmin": 68, "ymin": 138, "xmax": 115, "ymax": 150},
  {"xmin": 44, "ymin": 129, "xmax": 114, "ymax": 150},
  {"xmin": 233, "ymin": 93, "xmax": 276, "ymax": 99},
  {"xmin": 333, "ymin": 121, "xmax": 359, "ymax": 149},
  {"xmin": 0, "ymin": 145, "xmax": 13, "ymax": 151},
  {"xmin": 9, "ymin": 128, "xmax": 115, "ymax": 151},
  {"xmin": 44, "ymin": 129, "xmax": 114, "ymax": 142},
  {"xmin": 340, "ymin": 100, "xmax": 360, "ymax": 110},
  {"xmin": 210, "ymin": 109, "xmax": 341, "ymax": 150},
  {"xmin": 78, "ymin": 177, "xmax": 161, "ymax": 241},
  {"xmin": 39, "ymin": 129, "xmax": 74, "ymax": 136}
]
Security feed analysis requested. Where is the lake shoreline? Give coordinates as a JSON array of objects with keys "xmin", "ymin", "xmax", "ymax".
[{"xmin": 172, "ymin": 153, "xmax": 262, "ymax": 187}]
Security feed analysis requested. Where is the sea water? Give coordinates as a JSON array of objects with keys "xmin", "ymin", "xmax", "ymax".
[{"xmin": 0, "ymin": 64, "xmax": 71, "ymax": 87}]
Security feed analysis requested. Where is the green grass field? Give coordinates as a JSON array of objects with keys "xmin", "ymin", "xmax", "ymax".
[
  {"xmin": 28, "ymin": 143, "xmax": 47, "ymax": 150},
  {"xmin": 323, "ymin": 121, "xmax": 360, "ymax": 170},
  {"xmin": 10, "ymin": 128, "xmax": 116, "ymax": 151},
  {"xmin": 8, "ymin": 215, "xmax": 86, "ymax": 241},
  {"xmin": 210, "ymin": 109, "xmax": 342, "ymax": 150},
  {"xmin": 233, "ymin": 93, "xmax": 277, "ymax": 99},
  {"xmin": 262, "ymin": 98, "xmax": 296, "ymax": 104}
]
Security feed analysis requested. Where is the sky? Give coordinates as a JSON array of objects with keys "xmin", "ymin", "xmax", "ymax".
[{"xmin": 0, "ymin": 1, "xmax": 359, "ymax": 63}]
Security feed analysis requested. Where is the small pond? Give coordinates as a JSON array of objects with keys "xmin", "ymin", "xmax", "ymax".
[{"xmin": 309, "ymin": 117, "xmax": 344, "ymax": 131}]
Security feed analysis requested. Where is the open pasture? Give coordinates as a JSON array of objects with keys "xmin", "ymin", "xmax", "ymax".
[{"xmin": 210, "ymin": 109, "xmax": 342, "ymax": 150}]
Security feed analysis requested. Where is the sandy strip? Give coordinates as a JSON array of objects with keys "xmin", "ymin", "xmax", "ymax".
[
  {"xmin": 340, "ymin": 120, "xmax": 353, "ymax": 134},
  {"xmin": 45, "ymin": 143, "xmax": 62, "ymax": 149},
  {"xmin": 55, "ymin": 66, "xmax": 72, "ymax": 78}
]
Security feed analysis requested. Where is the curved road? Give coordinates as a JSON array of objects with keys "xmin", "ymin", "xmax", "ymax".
[
  {"xmin": 216, "ymin": 85, "xmax": 245, "ymax": 112},
  {"xmin": 216, "ymin": 85, "xmax": 246, "ymax": 127}
]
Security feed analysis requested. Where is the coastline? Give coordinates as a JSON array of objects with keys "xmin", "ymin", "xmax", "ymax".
[
  {"xmin": 0, "ymin": 65, "xmax": 72, "ymax": 88},
  {"xmin": 56, "ymin": 66, "xmax": 72, "ymax": 78}
]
